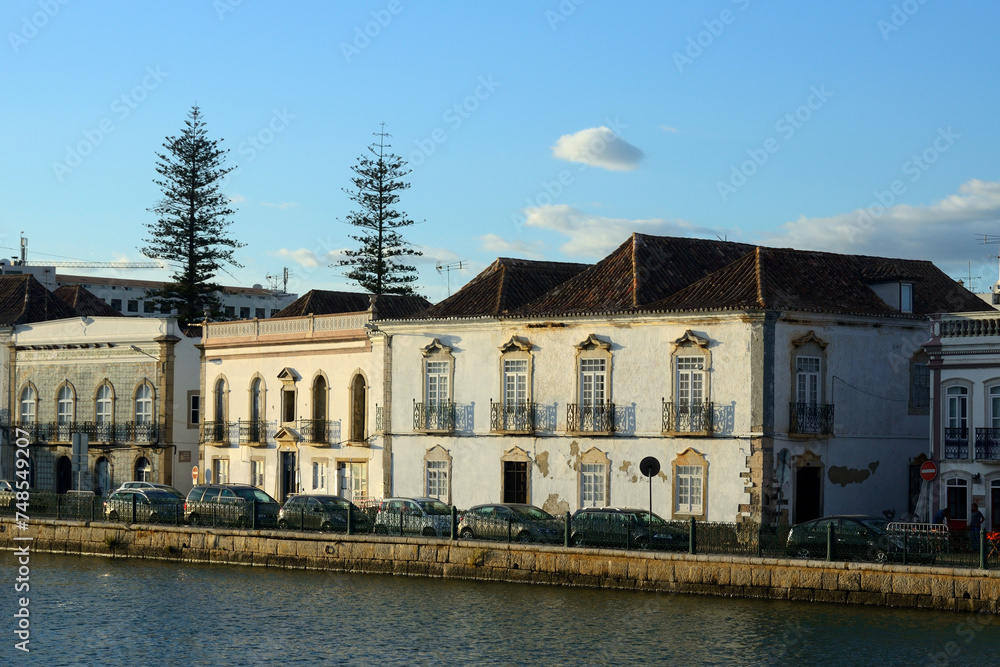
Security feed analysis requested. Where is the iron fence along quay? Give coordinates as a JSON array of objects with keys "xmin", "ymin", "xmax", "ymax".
[{"xmin": 4, "ymin": 493, "xmax": 997, "ymax": 570}]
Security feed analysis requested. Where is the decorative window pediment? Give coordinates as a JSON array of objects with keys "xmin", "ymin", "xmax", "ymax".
[
  {"xmin": 274, "ymin": 426, "xmax": 301, "ymax": 443},
  {"xmin": 792, "ymin": 331, "xmax": 828, "ymax": 349},
  {"xmin": 421, "ymin": 338, "xmax": 453, "ymax": 357},
  {"xmin": 499, "ymin": 335, "xmax": 533, "ymax": 354},
  {"xmin": 277, "ymin": 367, "xmax": 300, "ymax": 383},
  {"xmin": 672, "ymin": 330, "xmax": 711, "ymax": 349},
  {"xmin": 501, "ymin": 445, "xmax": 531, "ymax": 462},
  {"xmin": 575, "ymin": 334, "xmax": 611, "ymax": 352}
]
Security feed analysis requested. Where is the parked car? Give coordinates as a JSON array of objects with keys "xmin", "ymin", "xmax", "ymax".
[
  {"xmin": 104, "ymin": 488, "xmax": 184, "ymax": 524},
  {"xmin": 278, "ymin": 494, "xmax": 372, "ymax": 532},
  {"xmin": 115, "ymin": 481, "xmax": 185, "ymax": 499},
  {"xmin": 374, "ymin": 497, "xmax": 452, "ymax": 537},
  {"xmin": 570, "ymin": 507, "xmax": 687, "ymax": 550},
  {"xmin": 458, "ymin": 504, "xmax": 561, "ymax": 543},
  {"xmin": 184, "ymin": 484, "xmax": 280, "ymax": 528},
  {"xmin": 785, "ymin": 515, "xmax": 901, "ymax": 562}
]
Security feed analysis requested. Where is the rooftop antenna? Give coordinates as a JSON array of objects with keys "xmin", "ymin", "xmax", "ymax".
[
  {"xmin": 20, "ymin": 232, "xmax": 26, "ymax": 264},
  {"xmin": 435, "ymin": 261, "xmax": 466, "ymax": 297},
  {"xmin": 266, "ymin": 267, "xmax": 291, "ymax": 293},
  {"xmin": 977, "ymin": 234, "xmax": 1000, "ymax": 290}
]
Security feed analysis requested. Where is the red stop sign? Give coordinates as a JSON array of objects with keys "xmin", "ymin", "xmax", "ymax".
[{"xmin": 920, "ymin": 460, "xmax": 938, "ymax": 481}]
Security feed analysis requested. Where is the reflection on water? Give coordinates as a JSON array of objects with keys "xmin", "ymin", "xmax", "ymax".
[{"xmin": 1, "ymin": 552, "xmax": 996, "ymax": 666}]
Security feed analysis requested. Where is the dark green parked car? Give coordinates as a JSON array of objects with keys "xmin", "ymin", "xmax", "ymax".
[
  {"xmin": 785, "ymin": 515, "xmax": 900, "ymax": 562},
  {"xmin": 278, "ymin": 494, "xmax": 371, "ymax": 532}
]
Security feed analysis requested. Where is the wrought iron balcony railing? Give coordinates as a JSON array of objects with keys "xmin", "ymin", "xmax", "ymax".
[
  {"xmin": 945, "ymin": 427, "xmax": 970, "ymax": 459},
  {"xmin": 490, "ymin": 400, "xmax": 536, "ymax": 433},
  {"xmin": 413, "ymin": 400, "xmax": 455, "ymax": 432},
  {"xmin": 238, "ymin": 419, "xmax": 272, "ymax": 446},
  {"xmin": 975, "ymin": 428, "xmax": 1000, "ymax": 460},
  {"xmin": 662, "ymin": 400, "xmax": 714, "ymax": 434},
  {"xmin": 201, "ymin": 420, "xmax": 236, "ymax": 446},
  {"xmin": 789, "ymin": 402, "xmax": 834, "ymax": 435},
  {"xmin": 13, "ymin": 421, "xmax": 162, "ymax": 445},
  {"xmin": 566, "ymin": 402, "xmax": 615, "ymax": 434},
  {"xmin": 298, "ymin": 419, "xmax": 340, "ymax": 445}
]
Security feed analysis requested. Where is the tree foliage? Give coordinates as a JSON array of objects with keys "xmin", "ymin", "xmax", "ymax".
[
  {"xmin": 337, "ymin": 125, "xmax": 422, "ymax": 295},
  {"xmin": 141, "ymin": 106, "xmax": 244, "ymax": 325}
]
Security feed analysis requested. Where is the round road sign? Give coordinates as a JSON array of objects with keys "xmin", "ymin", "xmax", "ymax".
[
  {"xmin": 639, "ymin": 456, "xmax": 661, "ymax": 478},
  {"xmin": 919, "ymin": 460, "xmax": 937, "ymax": 482},
  {"xmin": 191, "ymin": 465, "xmax": 199, "ymax": 483}
]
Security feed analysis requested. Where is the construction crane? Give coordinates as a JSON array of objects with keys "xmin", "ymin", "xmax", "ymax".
[{"xmin": 12, "ymin": 234, "xmax": 160, "ymax": 269}]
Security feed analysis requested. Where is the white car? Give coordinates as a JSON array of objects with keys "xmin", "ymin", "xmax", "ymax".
[
  {"xmin": 373, "ymin": 497, "xmax": 452, "ymax": 537},
  {"xmin": 115, "ymin": 481, "xmax": 185, "ymax": 499}
]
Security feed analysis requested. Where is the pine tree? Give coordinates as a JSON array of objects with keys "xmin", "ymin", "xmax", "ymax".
[
  {"xmin": 141, "ymin": 106, "xmax": 245, "ymax": 325},
  {"xmin": 337, "ymin": 125, "xmax": 423, "ymax": 295}
]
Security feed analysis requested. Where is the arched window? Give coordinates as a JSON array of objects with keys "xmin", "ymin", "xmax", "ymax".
[
  {"xmin": 134, "ymin": 457, "xmax": 151, "ymax": 482},
  {"xmin": 350, "ymin": 374, "xmax": 366, "ymax": 442},
  {"xmin": 214, "ymin": 378, "xmax": 227, "ymax": 420},
  {"xmin": 135, "ymin": 384, "xmax": 153, "ymax": 423},
  {"xmin": 248, "ymin": 377, "xmax": 264, "ymax": 443},
  {"xmin": 312, "ymin": 376, "xmax": 327, "ymax": 421},
  {"xmin": 95, "ymin": 456, "xmax": 111, "ymax": 496},
  {"xmin": 57, "ymin": 385, "xmax": 74, "ymax": 424},
  {"xmin": 96, "ymin": 384, "xmax": 114, "ymax": 442},
  {"xmin": 19, "ymin": 386, "xmax": 36, "ymax": 424}
]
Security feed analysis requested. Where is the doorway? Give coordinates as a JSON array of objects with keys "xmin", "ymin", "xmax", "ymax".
[
  {"xmin": 55, "ymin": 456, "xmax": 72, "ymax": 494},
  {"xmin": 503, "ymin": 461, "xmax": 527, "ymax": 504},
  {"xmin": 795, "ymin": 466, "xmax": 822, "ymax": 523},
  {"xmin": 991, "ymin": 482, "xmax": 1000, "ymax": 531},
  {"xmin": 280, "ymin": 451, "xmax": 296, "ymax": 502}
]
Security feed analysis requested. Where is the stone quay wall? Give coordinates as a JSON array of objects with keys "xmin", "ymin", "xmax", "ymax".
[{"xmin": 2, "ymin": 518, "xmax": 997, "ymax": 614}]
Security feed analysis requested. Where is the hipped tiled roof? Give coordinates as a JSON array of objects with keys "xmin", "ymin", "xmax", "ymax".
[
  {"xmin": 0, "ymin": 275, "xmax": 80, "ymax": 325},
  {"xmin": 53, "ymin": 285, "xmax": 121, "ymax": 317},
  {"xmin": 407, "ymin": 233, "xmax": 991, "ymax": 321},
  {"xmin": 416, "ymin": 258, "xmax": 589, "ymax": 319},
  {"xmin": 273, "ymin": 290, "xmax": 430, "ymax": 320}
]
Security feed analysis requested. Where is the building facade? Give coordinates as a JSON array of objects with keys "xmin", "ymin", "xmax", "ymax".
[
  {"xmin": 924, "ymin": 311, "xmax": 1000, "ymax": 532},
  {"xmin": 9, "ymin": 316, "xmax": 200, "ymax": 494}
]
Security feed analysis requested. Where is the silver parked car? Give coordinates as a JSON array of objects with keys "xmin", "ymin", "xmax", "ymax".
[
  {"xmin": 104, "ymin": 488, "xmax": 184, "ymax": 524},
  {"xmin": 278, "ymin": 494, "xmax": 372, "ymax": 532},
  {"xmin": 458, "ymin": 504, "xmax": 561, "ymax": 543},
  {"xmin": 374, "ymin": 497, "xmax": 451, "ymax": 537}
]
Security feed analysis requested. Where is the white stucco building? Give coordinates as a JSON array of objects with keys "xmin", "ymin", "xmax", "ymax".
[
  {"xmin": 923, "ymin": 310, "xmax": 1000, "ymax": 533},
  {"xmin": 375, "ymin": 235, "xmax": 991, "ymax": 523},
  {"xmin": 197, "ymin": 291, "xmax": 429, "ymax": 502}
]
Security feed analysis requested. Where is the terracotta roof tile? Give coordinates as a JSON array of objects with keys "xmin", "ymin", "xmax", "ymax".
[
  {"xmin": 0, "ymin": 275, "xmax": 80, "ymax": 325},
  {"xmin": 53, "ymin": 285, "xmax": 121, "ymax": 317},
  {"xmin": 273, "ymin": 290, "xmax": 430, "ymax": 319}
]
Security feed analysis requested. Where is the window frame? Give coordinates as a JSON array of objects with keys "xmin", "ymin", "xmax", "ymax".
[
  {"xmin": 423, "ymin": 445, "xmax": 452, "ymax": 504},
  {"xmin": 19, "ymin": 385, "xmax": 37, "ymax": 424},
  {"xmin": 671, "ymin": 448, "xmax": 709, "ymax": 521},
  {"xmin": 134, "ymin": 382, "xmax": 154, "ymax": 424},
  {"xmin": 578, "ymin": 447, "xmax": 610, "ymax": 508}
]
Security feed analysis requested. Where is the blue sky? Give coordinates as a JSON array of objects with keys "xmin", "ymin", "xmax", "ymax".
[{"xmin": 4, "ymin": 1, "xmax": 1000, "ymax": 302}]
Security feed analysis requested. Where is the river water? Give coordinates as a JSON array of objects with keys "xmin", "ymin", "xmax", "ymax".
[{"xmin": 1, "ymin": 552, "xmax": 997, "ymax": 666}]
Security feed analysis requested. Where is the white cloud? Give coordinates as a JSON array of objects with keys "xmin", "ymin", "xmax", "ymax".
[
  {"xmin": 271, "ymin": 247, "xmax": 346, "ymax": 268},
  {"xmin": 660, "ymin": 125, "xmax": 679, "ymax": 133},
  {"xmin": 551, "ymin": 126, "xmax": 644, "ymax": 171},
  {"xmin": 260, "ymin": 201, "xmax": 298, "ymax": 209},
  {"xmin": 761, "ymin": 179, "xmax": 1000, "ymax": 271},
  {"xmin": 523, "ymin": 204, "xmax": 725, "ymax": 258},
  {"xmin": 477, "ymin": 233, "xmax": 547, "ymax": 259},
  {"xmin": 228, "ymin": 194, "xmax": 247, "ymax": 204}
]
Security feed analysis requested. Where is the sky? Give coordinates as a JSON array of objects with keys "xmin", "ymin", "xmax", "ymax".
[{"xmin": 3, "ymin": 1, "xmax": 1000, "ymax": 302}]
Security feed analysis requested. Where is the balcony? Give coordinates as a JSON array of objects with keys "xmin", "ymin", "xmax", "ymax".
[
  {"xmin": 14, "ymin": 421, "xmax": 162, "ymax": 446},
  {"xmin": 945, "ymin": 427, "xmax": 970, "ymax": 459},
  {"xmin": 201, "ymin": 420, "xmax": 235, "ymax": 446},
  {"xmin": 975, "ymin": 428, "xmax": 1000, "ymax": 460},
  {"xmin": 789, "ymin": 403, "xmax": 834, "ymax": 436},
  {"xmin": 566, "ymin": 402, "xmax": 615, "ymax": 435},
  {"xmin": 490, "ymin": 400, "xmax": 536, "ymax": 434},
  {"xmin": 662, "ymin": 400, "xmax": 714, "ymax": 435},
  {"xmin": 238, "ymin": 419, "xmax": 271, "ymax": 446},
  {"xmin": 413, "ymin": 401, "xmax": 455, "ymax": 432},
  {"xmin": 298, "ymin": 419, "xmax": 341, "ymax": 446}
]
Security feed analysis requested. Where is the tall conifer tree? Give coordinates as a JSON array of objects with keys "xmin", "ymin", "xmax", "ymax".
[
  {"xmin": 142, "ymin": 105, "xmax": 244, "ymax": 325},
  {"xmin": 337, "ymin": 125, "xmax": 422, "ymax": 295}
]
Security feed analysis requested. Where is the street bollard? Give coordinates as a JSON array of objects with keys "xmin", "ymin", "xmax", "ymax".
[
  {"xmin": 564, "ymin": 511, "xmax": 571, "ymax": 548},
  {"xmin": 826, "ymin": 522, "xmax": 835, "ymax": 561},
  {"xmin": 131, "ymin": 494, "xmax": 137, "ymax": 524},
  {"xmin": 980, "ymin": 531, "xmax": 987, "ymax": 570},
  {"xmin": 347, "ymin": 506, "xmax": 354, "ymax": 536},
  {"xmin": 689, "ymin": 517, "xmax": 697, "ymax": 555},
  {"xmin": 399, "ymin": 509, "xmax": 404, "ymax": 537},
  {"xmin": 756, "ymin": 523, "xmax": 763, "ymax": 558},
  {"xmin": 450, "ymin": 506, "xmax": 457, "ymax": 540},
  {"xmin": 251, "ymin": 499, "xmax": 258, "ymax": 530},
  {"xmin": 508, "ymin": 515, "xmax": 513, "ymax": 543}
]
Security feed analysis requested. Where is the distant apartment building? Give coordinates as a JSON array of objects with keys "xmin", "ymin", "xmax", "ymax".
[{"xmin": 56, "ymin": 274, "xmax": 297, "ymax": 319}]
